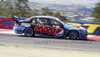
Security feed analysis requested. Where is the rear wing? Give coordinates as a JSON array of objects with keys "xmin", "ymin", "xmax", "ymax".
[{"xmin": 12, "ymin": 16, "xmax": 20, "ymax": 22}]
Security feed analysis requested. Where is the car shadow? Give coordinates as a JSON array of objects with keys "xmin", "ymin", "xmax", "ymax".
[{"xmin": 18, "ymin": 35, "xmax": 95, "ymax": 42}]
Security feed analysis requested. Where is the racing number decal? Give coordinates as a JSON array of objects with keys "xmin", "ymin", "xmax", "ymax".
[{"xmin": 34, "ymin": 24, "xmax": 64, "ymax": 37}]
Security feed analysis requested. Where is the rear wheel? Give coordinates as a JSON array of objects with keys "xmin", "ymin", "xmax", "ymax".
[
  {"xmin": 68, "ymin": 30, "xmax": 79, "ymax": 39},
  {"xmin": 24, "ymin": 28, "xmax": 34, "ymax": 37}
]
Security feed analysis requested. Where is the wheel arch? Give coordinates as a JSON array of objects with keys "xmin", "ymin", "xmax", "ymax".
[
  {"xmin": 24, "ymin": 27, "xmax": 34, "ymax": 37},
  {"xmin": 67, "ymin": 30, "xmax": 79, "ymax": 37},
  {"xmin": 23, "ymin": 27, "xmax": 34, "ymax": 33}
]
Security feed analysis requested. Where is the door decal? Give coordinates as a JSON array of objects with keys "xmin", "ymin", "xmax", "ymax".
[{"xmin": 34, "ymin": 24, "xmax": 64, "ymax": 37}]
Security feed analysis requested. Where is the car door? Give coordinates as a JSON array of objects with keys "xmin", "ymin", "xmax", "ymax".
[
  {"xmin": 34, "ymin": 18, "xmax": 51, "ymax": 36},
  {"xmin": 49, "ymin": 19, "xmax": 64, "ymax": 37}
]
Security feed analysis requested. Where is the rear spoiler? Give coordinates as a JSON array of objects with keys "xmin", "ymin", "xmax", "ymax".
[{"xmin": 12, "ymin": 16, "xmax": 20, "ymax": 22}]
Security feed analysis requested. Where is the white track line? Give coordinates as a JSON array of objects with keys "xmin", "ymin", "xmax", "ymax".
[
  {"xmin": 87, "ymin": 35, "xmax": 95, "ymax": 37},
  {"xmin": 0, "ymin": 31, "xmax": 16, "ymax": 34}
]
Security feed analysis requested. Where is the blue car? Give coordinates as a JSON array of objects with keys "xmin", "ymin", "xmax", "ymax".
[{"xmin": 13, "ymin": 16, "xmax": 88, "ymax": 40}]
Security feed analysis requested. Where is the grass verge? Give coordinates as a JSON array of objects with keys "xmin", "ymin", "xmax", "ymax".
[{"xmin": 0, "ymin": 44, "xmax": 100, "ymax": 57}]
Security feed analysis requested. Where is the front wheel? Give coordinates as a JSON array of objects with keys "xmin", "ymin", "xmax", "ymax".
[
  {"xmin": 24, "ymin": 28, "xmax": 34, "ymax": 37},
  {"xmin": 68, "ymin": 31, "xmax": 79, "ymax": 39}
]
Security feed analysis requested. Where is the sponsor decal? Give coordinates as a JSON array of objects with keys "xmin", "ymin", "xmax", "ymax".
[
  {"xmin": 34, "ymin": 24, "xmax": 64, "ymax": 37},
  {"xmin": 21, "ymin": 23, "xmax": 31, "ymax": 27},
  {"xmin": 55, "ymin": 28, "xmax": 64, "ymax": 37}
]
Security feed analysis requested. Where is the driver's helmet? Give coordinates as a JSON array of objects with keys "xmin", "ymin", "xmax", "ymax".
[{"xmin": 37, "ymin": 18, "xmax": 41, "ymax": 24}]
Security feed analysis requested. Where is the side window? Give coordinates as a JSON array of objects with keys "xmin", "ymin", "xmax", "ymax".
[
  {"xmin": 50, "ymin": 19, "xmax": 62, "ymax": 28},
  {"xmin": 51, "ymin": 19, "xmax": 61, "ymax": 25},
  {"xmin": 36, "ymin": 18, "xmax": 48, "ymax": 25}
]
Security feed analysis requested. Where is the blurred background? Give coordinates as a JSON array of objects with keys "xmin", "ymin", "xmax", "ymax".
[{"xmin": 0, "ymin": 0, "xmax": 100, "ymax": 22}]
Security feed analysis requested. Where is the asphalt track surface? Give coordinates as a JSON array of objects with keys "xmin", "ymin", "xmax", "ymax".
[{"xmin": 0, "ymin": 33, "xmax": 100, "ymax": 52}]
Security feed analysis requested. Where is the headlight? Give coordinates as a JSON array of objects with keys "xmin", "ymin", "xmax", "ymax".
[{"xmin": 79, "ymin": 27, "xmax": 87, "ymax": 31}]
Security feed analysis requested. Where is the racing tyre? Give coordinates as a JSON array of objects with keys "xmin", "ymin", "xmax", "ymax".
[
  {"xmin": 68, "ymin": 30, "xmax": 78, "ymax": 39},
  {"xmin": 24, "ymin": 28, "xmax": 34, "ymax": 37}
]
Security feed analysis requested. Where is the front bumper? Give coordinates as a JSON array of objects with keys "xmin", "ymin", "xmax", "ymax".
[{"xmin": 79, "ymin": 33, "xmax": 88, "ymax": 40}]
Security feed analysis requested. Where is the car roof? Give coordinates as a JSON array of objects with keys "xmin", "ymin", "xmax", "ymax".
[{"xmin": 33, "ymin": 16, "xmax": 58, "ymax": 20}]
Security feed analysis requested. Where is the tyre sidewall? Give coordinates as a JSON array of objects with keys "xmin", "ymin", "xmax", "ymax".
[
  {"xmin": 24, "ymin": 28, "xmax": 34, "ymax": 37},
  {"xmin": 68, "ymin": 31, "xmax": 78, "ymax": 39}
]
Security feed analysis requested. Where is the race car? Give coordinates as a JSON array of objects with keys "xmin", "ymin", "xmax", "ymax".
[{"xmin": 13, "ymin": 16, "xmax": 88, "ymax": 40}]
